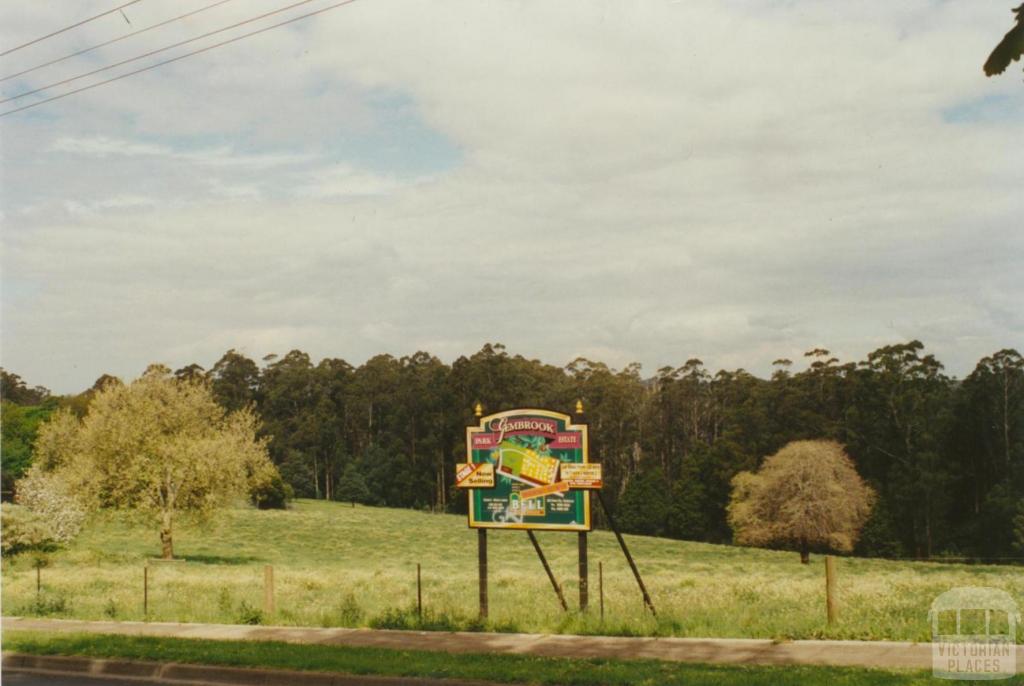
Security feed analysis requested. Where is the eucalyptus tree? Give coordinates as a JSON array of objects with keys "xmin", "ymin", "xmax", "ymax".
[{"xmin": 209, "ymin": 349, "xmax": 260, "ymax": 412}]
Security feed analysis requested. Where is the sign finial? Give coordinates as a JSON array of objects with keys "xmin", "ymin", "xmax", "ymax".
[
  {"xmin": 474, "ymin": 402, "xmax": 483, "ymax": 418},
  {"xmin": 575, "ymin": 399, "xmax": 584, "ymax": 415}
]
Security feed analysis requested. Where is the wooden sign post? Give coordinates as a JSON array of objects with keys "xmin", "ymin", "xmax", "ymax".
[
  {"xmin": 578, "ymin": 531, "xmax": 589, "ymax": 611},
  {"xmin": 478, "ymin": 529, "xmax": 488, "ymax": 620},
  {"xmin": 527, "ymin": 531, "xmax": 568, "ymax": 612}
]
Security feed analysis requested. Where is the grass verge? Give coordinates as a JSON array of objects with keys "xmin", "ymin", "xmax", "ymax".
[
  {"xmin": 2, "ymin": 630, "xmax": 940, "ymax": 686},
  {"xmin": 5, "ymin": 501, "xmax": 1022, "ymax": 641}
]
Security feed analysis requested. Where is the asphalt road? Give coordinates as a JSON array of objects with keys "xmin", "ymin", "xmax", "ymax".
[{"xmin": 4, "ymin": 674, "xmax": 155, "ymax": 686}]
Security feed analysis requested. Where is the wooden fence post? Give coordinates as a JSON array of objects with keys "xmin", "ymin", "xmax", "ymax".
[
  {"xmin": 144, "ymin": 565, "xmax": 149, "ymax": 617},
  {"xmin": 599, "ymin": 561, "xmax": 604, "ymax": 623},
  {"xmin": 264, "ymin": 564, "xmax": 275, "ymax": 616},
  {"xmin": 825, "ymin": 555, "xmax": 837, "ymax": 625},
  {"xmin": 417, "ymin": 563, "xmax": 423, "ymax": 621}
]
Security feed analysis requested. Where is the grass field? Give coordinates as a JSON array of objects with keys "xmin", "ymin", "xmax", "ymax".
[
  {"xmin": 2, "ymin": 499, "xmax": 1021, "ymax": 641},
  {"xmin": 2, "ymin": 631, "xmax": 944, "ymax": 686}
]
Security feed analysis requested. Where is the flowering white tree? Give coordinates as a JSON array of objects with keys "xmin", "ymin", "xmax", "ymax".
[{"xmin": 15, "ymin": 469, "xmax": 85, "ymax": 543}]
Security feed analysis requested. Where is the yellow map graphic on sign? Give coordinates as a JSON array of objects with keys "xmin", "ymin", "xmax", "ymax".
[{"xmin": 494, "ymin": 441, "xmax": 559, "ymax": 485}]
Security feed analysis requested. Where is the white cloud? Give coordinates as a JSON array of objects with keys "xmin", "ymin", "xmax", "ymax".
[
  {"xmin": 294, "ymin": 164, "xmax": 405, "ymax": 198},
  {"xmin": 1, "ymin": 0, "xmax": 1022, "ymax": 392},
  {"xmin": 50, "ymin": 136, "xmax": 169, "ymax": 157}
]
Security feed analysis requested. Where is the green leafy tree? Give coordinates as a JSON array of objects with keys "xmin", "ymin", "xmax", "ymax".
[
  {"xmin": 728, "ymin": 440, "xmax": 875, "ymax": 563},
  {"xmin": 949, "ymin": 350, "xmax": 1023, "ymax": 554},
  {"xmin": 0, "ymin": 368, "xmax": 50, "ymax": 405},
  {"xmin": 617, "ymin": 469, "xmax": 671, "ymax": 536},
  {"xmin": 336, "ymin": 462, "xmax": 371, "ymax": 507},
  {"xmin": 258, "ymin": 351, "xmax": 320, "ymax": 495},
  {"xmin": 855, "ymin": 496, "xmax": 905, "ymax": 559},
  {"xmin": 846, "ymin": 341, "xmax": 953, "ymax": 557},
  {"xmin": 667, "ymin": 448, "xmax": 713, "ymax": 540},
  {"xmin": 174, "ymin": 363, "xmax": 207, "ymax": 383},
  {"xmin": 210, "ymin": 349, "xmax": 260, "ymax": 412},
  {"xmin": 1, "ymin": 400, "xmax": 57, "ymax": 493},
  {"xmin": 250, "ymin": 471, "xmax": 293, "ymax": 509},
  {"xmin": 32, "ymin": 366, "xmax": 279, "ymax": 559}
]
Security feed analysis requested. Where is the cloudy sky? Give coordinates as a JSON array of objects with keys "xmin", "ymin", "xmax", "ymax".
[{"xmin": 1, "ymin": 0, "xmax": 1022, "ymax": 394}]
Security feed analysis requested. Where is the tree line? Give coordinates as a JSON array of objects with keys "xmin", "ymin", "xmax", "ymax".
[{"xmin": 3, "ymin": 340, "xmax": 1022, "ymax": 560}]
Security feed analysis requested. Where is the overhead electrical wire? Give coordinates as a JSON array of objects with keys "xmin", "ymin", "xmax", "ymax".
[
  {"xmin": 1, "ymin": 0, "xmax": 147, "ymax": 57},
  {"xmin": 2, "ymin": 0, "xmax": 320, "ymax": 104},
  {"xmin": 0, "ymin": 0, "xmax": 358, "ymax": 118},
  {"xmin": 1, "ymin": 0, "xmax": 238, "ymax": 83}
]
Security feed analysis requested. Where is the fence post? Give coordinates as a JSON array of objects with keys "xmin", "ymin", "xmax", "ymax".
[
  {"xmin": 825, "ymin": 555, "xmax": 837, "ymax": 625},
  {"xmin": 144, "ymin": 565, "xmax": 149, "ymax": 617},
  {"xmin": 417, "ymin": 563, "xmax": 423, "ymax": 621},
  {"xmin": 599, "ymin": 561, "xmax": 604, "ymax": 623},
  {"xmin": 264, "ymin": 564, "xmax": 275, "ymax": 616}
]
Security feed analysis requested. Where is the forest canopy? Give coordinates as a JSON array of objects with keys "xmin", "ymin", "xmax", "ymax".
[{"xmin": 3, "ymin": 341, "xmax": 1021, "ymax": 561}]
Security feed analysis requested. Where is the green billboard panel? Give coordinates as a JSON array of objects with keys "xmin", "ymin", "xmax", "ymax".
[{"xmin": 466, "ymin": 409, "xmax": 591, "ymax": 531}]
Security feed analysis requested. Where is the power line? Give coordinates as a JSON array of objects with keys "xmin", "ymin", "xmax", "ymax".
[
  {"xmin": 1, "ymin": 0, "xmax": 238, "ymax": 84},
  {"xmin": 2, "ymin": 0, "xmax": 319, "ymax": 104},
  {"xmin": 0, "ymin": 0, "xmax": 358, "ymax": 118},
  {"xmin": 2, "ymin": 0, "xmax": 147, "ymax": 57}
]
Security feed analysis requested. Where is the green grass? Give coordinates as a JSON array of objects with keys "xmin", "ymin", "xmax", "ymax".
[
  {"xmin": 2, "ymin": 631, "xmax": 945, "ymax": 686},
  {"xmin": 3, "ymin": 499, "xmax": 1022, "ymax": 641}
]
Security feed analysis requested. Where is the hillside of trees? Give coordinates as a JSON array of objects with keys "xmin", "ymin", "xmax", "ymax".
[{"xmin": 3, "ymin": 341, "xmax": 1022, "ymax": 560}]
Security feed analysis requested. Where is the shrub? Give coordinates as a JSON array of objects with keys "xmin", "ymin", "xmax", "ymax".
[
  {"xmin": 369, "ymin": 605, "xmax": 470, "ymax": 632},
  {"xmin": 235, "ymin": 600, "xmax": 264, "ymax": 625},
  {"xmin": 250, "ymin": 471, "xmax": 293, "ymax": 510},
  {"xmin": 336, "ymin": 592, "xmax": 363, "ymax": 625},
  {"xmin": 21, "ymin": 591, "xmax": 70, "ymax": 617},
  {"xmin": 1, "ymin": 504, "xmax": 58, "ymax": 556}
]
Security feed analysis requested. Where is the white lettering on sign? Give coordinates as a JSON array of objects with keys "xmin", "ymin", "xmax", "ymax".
[{"xmin": 489, "ymin": 416, "xmax": 558, "ymax": 443}]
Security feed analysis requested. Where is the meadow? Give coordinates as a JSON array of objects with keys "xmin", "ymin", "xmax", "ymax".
[{"xmin": 3, "ymin": 499, "xmax": 1021, "ymax": 641}]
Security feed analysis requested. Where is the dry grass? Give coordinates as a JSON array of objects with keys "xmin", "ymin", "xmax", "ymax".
[{"xmin": 3, "ymin": 499, "xmax": 1021, "ymax": 641}]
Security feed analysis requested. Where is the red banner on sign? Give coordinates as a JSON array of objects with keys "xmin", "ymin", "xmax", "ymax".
[
  {"xmin": 471, "ymin": 433, "xmax": 498, "ymax": 448},
  {"xmin": 552, "ymin": 432, "xmax": 581, "ymax": 448}
]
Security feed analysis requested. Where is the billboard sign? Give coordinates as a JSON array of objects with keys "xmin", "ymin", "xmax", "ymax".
[{"xmin": 464, "ymin": 409, "xmax": 592, "ymax": 531}]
